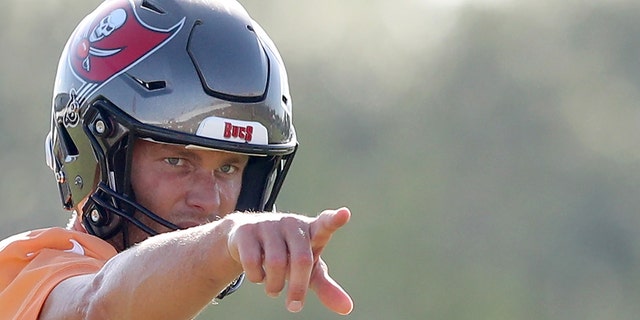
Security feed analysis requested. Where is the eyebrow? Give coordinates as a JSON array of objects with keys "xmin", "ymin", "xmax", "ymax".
[
  {"xmin": 219, "ymin": 154, "xmax": 250, "ymax": 165},
  {"xmin": 159, "ymin": 144, "xmax": 249, "ymax": 165}
]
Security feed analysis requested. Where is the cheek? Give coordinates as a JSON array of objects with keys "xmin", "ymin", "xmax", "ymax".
[
  {"xmin": 131, "ymin": 170, "xmax": 180, "ymax": 216},
  {"xmin": 219, "ymin": 177, "xmax": 244, "ymax": 211}
]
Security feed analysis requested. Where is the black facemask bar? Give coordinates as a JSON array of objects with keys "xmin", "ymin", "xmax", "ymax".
[{"xmin": 86, "ymin": 182, "xmax": 179, "ymax": 236}]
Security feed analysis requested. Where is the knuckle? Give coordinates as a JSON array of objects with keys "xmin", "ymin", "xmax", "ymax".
[
  {"xmin": 264, "ymin": 255, "xmax": 288, "ymax": 271},
  {"xmin": 235, "ymin": 222, "xmax": 256, "ymax": 234},
  {"xmin": 291, "ymin": 253, "xmax": 313, "ymax": 268},
  {"xmin": 241, "ymin": 254, "xmax": 263, "ymax": 271},
  {"xmin": 280, "ymin": 215, "xmax": 301, "ymax": 226},
  {"xmin": 287, "ymin": 283, "xmax": 308, "ymax": 298}
]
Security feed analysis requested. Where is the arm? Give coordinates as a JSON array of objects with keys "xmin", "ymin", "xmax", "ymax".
[
  {"xmin": 39, "ymin": 208, "xmax": 353, "ymax": 319},
  {"xmin": 40, "ymin": 217, "xmax": 241, "ymax": 320}
]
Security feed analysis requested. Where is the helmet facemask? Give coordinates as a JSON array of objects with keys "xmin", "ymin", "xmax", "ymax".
[{"xmin": 75, "ymin": 98, "xmax": 296, "ymax": 246}]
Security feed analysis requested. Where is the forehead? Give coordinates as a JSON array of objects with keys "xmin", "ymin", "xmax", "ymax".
[{"xmin": 134, "ymin": 139, "xmax": 249, "ymax": 162}]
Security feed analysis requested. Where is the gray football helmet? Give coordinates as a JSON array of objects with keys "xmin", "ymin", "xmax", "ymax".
[{"xmin": 45, "ymin": 0, "xmax": 297, "ymax": 296}]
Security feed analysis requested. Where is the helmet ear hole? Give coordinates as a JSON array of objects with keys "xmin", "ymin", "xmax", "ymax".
[{"xmin": 56, "ymin": 122, "xmax": 79, "ymax": 161}]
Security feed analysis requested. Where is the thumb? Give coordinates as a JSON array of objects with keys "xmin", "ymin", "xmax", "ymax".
[{"xmin": 310, "ymin": 207, "xmax": 351, "ymax": 255}]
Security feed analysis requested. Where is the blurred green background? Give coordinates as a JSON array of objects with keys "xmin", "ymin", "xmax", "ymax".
[{"xmin": 3, "ymin": 0, "xmax": 640, "ymax": 319}]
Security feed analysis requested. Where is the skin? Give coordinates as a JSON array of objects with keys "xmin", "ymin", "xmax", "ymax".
[
  {"xmin": 38, "ymin": 139, "xmax": 353, "ymax": 319},
  {"xmin": 123, "ymin": 140, "xmax": 248, "ymax": 248}
]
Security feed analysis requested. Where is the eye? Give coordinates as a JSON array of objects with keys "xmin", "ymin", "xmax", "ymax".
[
  {"xmin": 218, "ymin": 164, "xmax": 237, "ymax": 174},
  {"xmin": 164, "ymin": 157, "xmax": 185, "ymax": 166}
]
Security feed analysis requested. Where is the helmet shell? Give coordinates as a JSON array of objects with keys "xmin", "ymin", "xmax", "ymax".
[{"xmin": 46, "ymin": 0, "xmax": 297, "ymax": 213}]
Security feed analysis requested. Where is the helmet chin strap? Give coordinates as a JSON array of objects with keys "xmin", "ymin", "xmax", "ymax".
[{"xmin": 83, "ymin": 181, "xmax": 244, "ymax": 299}]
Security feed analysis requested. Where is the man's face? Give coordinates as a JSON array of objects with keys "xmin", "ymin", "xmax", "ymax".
[{"xmin": 127, "ymin": 139, "xmax": 249, "ymax": 244}]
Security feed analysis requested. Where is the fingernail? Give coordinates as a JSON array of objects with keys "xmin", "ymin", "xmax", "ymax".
[{"xmin": 287, "ymin": 300, "xmax": 303, "ymax": 313}]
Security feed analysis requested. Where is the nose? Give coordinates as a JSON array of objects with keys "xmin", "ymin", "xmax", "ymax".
[{"xmin": 184, "ymin": 170, "xmax": 221, "ymax": 217}]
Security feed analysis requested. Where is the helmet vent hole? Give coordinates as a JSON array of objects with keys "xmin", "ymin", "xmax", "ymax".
[
  {"xmin": 131, "ymin": 75, "xmax": 167, "ymax": 91},
  {"xmin": 246, "ymin": 25, "xmax": 255, "ymax": 32},
  {"xmin": 282, "ymin": 95, "xmax": 289, "ymax": 104},
  {"xmin": 141, "ymin": 0, "xmax": 166, "ymax": 14},
  {"xmin": 144, "ymin": 81, "xmax": 166, "ymax": 91}
]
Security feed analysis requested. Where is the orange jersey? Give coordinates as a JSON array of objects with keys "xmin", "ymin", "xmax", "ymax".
[{"xmin": 0, "ymin": 227, "xmax": 117, "ymax": 319}]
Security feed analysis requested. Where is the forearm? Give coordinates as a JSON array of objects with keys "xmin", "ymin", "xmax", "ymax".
[{"xmin": 40, "ymin": 219, "xmax": 242, "ymax": 320}]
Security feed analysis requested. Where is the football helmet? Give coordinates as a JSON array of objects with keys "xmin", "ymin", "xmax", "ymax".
[{"xmin": 45, "ymin": 0, "xmax": 297, "ymax": 296}]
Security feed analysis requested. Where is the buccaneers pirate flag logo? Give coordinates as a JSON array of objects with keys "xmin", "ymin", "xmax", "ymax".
[
  {"xmin": 61, "ymin": 0, "xmax": 184, "ymax": 127},
  {"xmin": 70, "ymin": 0, "xmax": 184, "ymax": 82}
]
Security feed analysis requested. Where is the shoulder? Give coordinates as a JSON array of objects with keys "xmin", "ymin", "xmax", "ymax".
[
  {"xmin": 0, "ymin": 227, "xmax": 116, "ymax": 260},
  {"xmin": 0, "ymin": 228, "xmax": 117, "ymax": 319}
]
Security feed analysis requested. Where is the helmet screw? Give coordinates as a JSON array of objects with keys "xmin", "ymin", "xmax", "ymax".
[
  {"xmin": 74, "ymin": 175, "xmax": 83, "ymax": 189},
  {"xmin": 95, "ymin": 120, "xmax": 106, "ymax": 135},
  {"xmin": 90, "ymin": 209, "xmax": 101, "ymax": 223}
]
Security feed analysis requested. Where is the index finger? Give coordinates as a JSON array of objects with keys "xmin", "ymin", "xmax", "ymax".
[{"xmin": 309, "ymin": 207, "xmax": 351, "ymax": 255}]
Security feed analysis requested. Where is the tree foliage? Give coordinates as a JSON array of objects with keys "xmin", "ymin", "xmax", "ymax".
[{"xmin": 2, "ymin": 0, "xmax": 640, "ymax": 319}]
